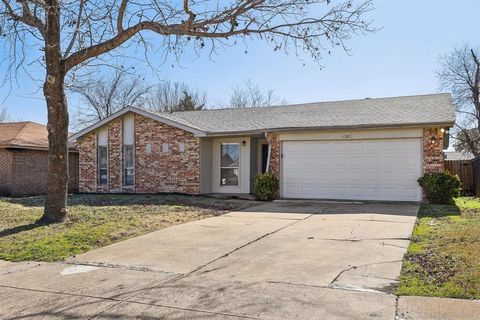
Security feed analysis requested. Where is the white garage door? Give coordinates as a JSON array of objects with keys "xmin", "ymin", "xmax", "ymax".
[{"xmin": 282, "ymin": 139, "xmax": 422, "ymax": 201}]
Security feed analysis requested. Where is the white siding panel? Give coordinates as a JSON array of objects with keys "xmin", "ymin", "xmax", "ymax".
[
  {"xmin": 123, "ymin": 114, "xmax": 134, "ymax": 145},
  {"xmin": 282, "ymin": 139, "xmax": 422, "ymax": 201},
  {"xmin": 97, "ymin": 127, "xmax": 108, "ymax": 146}
]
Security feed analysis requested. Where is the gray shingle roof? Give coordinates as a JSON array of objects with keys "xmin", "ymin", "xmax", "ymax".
[
  {"xmin": 0, "ymin": 121, "xmax": 78, "ymax": 150},
  {"xmin": 156, "ymin": 93, "xmax": 455, "ymax": 135}
]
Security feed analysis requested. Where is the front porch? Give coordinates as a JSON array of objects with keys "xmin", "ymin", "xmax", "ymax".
[{"xmin": 199, "ymin": 135, "xmax": 270, "ymax": 195}]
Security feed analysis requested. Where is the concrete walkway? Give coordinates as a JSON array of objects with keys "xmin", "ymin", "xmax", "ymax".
[{"xmin": 0, "ymin": 201, "xmax": 477, "ymax": 319}]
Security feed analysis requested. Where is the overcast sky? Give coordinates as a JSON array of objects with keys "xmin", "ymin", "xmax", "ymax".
[{"xmin": 0, "ymin": 0, "xmax": 479, "ymax": 127}]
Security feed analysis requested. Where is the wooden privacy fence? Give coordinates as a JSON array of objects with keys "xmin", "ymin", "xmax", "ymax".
[
  {"xmin": 444, "ymin": 160, "xmax": 473, "ymax": 194},
  {"xmin": 472, "ymin": 158, "xmax": 480, "ymax": 197}
]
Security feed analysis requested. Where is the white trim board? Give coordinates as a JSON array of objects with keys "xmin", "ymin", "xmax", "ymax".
[{"xmin": 69, "ymin": 106, "xmax": 207, "ymax": 142}]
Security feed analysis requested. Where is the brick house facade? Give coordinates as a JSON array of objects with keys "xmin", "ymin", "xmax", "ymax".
[
  {"xmin": 423, "ymin": 128, "xmax": 445, "ymax": 173},
  {"xmin": 72, "ymin": 93, "xmax": 454, "ymax": 201},
  {"xmin": 78, "ymin": 132, "xmax": 97, "ymax": 193},
  {"xmin": 0, "ymin": 148, "xmax": 78, "ymax": 196},
  {"xmin": 0, "ymin": 121, "xmax": 79, "ymax": 197},
  {"xmin": 78, "ymin": 113, "xmax": 201, "ymax": 194},
  {"xmin": 77, "ymin": 111, "xmax": 446, "ymax": 199},
  {"xmin": 108, "ymin": 118, "xmax": 123, "ymax": 192},
  {"xmin": 134, "ymin": 114, "xmax": 201, "ymax": 194},
  {"xmin": 0, "ymin": 149, "xmax": 13, "ymax": 195},
  {"xmin": 267, "ymin": 132, "xmax": 280, "ymax": 179}
]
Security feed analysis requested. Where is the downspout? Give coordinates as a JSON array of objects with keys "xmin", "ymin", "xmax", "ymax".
[{"xmin": 264, "ymin": 132, "xmax": 271, "ymax": 173}]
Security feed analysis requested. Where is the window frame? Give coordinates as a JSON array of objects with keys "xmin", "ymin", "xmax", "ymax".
[
  {"xmin": 123, "ymin": 144, "xmax": 135, "ymax": 187},
  {"xmin": 97, "ymin": 145, "xmax": 108, "ymax": 186},
  {"xmin": 220, "ymin": 143, "xmax": 240, "ymax": 186}
]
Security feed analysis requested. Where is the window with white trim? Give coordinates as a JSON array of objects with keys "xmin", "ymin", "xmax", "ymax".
[
  {"xmin": 97, "ymin": 127, "xmax": 108, "ymax": 186},
  {"xmin": 123, "ymin": 145, "xmax": 134, "ymax": 185},
  {"xmin": 220, "ymin": 143, "xmax": 240, "ymax": 186},
  {"xmin": 97, "ymin": 146, "xmax": 108, "ymax": 186},
  {"xmin": 123, "ymin": 115, "xmax": 135, "ymax": 186}
]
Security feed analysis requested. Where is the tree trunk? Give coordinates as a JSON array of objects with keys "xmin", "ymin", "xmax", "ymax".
[{"xmin": 37, "ymin": 0, "xmax": 69, "ymax": 224}]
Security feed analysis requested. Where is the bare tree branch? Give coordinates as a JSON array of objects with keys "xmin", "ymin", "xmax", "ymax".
[
  {"xmin": 146, "ymin": 81, "xmax": 207, "ymax": 112},
  {"xmin": 1, "ymin": 0, "xmax": 45, "ymax": 36},
  {"xmin": 63, "ymin": 0, "xmax": 85, "ymax": 58},
  {"xmin": 71, "ymin": 69, "xmax": 151, "ymax": 129},
  {"xmin": 0, "ymin": 106, "xmax": 9, "ymax": 122},
  {"xmin": 439, "ymin": 44, "xmax": 480, "ymax": 155},
  {"xmin": 63, "ymin": 1, "xmax": 376, "ymax": 70},
  {"xmin": 229, "ymin": 79, "xmax": 286, "ymax": 108},
  {"xmin": 0, "ymin": 0, "xmax": 376, "ymax": 221},
  {"xmin": 117, "ymin": 0, "xmax": 128, "ymax": 33}
]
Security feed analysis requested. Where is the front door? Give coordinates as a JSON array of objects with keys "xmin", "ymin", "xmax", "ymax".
[
  {"xmin": 261, "ymin": 144, "xmax": 269, "ymax": 173},
  {"xmin": 220, "ymin": 143, "xmax": 241, "ymax": 187},
  {"xmin": 212, "ymin": 137, "xmax": 251, "ymax": 194}
]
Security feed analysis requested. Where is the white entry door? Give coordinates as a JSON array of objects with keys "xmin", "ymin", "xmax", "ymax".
[{"xmin": 282, "ymin": 139, "xmax": 422, "ymax": 201}]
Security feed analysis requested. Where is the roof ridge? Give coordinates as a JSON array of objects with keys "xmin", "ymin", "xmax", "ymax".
[
  {"xmin": 0, "ymin": 120, "xmax": 37, "ymax": 125},
  {"xmin": 0, "ymin": 121, "xmax": 51, "ymax": 149},
  {"xmin": 0, "ymin": 122, "xmax": 28, "ymax": 143},
  {"xmin": 70, "ymin": 93, "xmax": 454, "ymax": 140},
  {"xmin": 151, "ymin": 92, "xmax": 451, "ymax": 114},
  {"xmin": 0, "ymin": 121, "xmax": 48, "ymax": 130}
]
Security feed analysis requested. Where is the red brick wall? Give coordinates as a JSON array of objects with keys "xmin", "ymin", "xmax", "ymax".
[
  {"xmin": 267, "ymin": 132, "xmax": 281, "ymax": 180},
  {"xmin": 69, "ymin": 152, "xmax": 79, "ymax": 193},
  {"xmin": 0, "ymin": 149, "xmax": 13, "ymax": 195},
  {"xmin": 12, "ymin": 149, "xmax": 49, "ymax": 196},
  {"xmin": 423, "ymin": 128, "xmax": 444, "ymax": 173},
  {"xmin": 108, "ymin": 118, "xmax": 123, "ymax": 192},
  {"xmin": 79, "ymin": 132, "xmax": 97, "ymax": 192},
  {"xmin": 266, "ymin": 133, "xmax": 281, "ymax": 198},
  {"xmin": 134, "ymin": 114, "xmax": 200, "ymax": 194},
  {"xmin": 77, "ymin": 113, "xmax": 201, "ymax": 194},
  {"xmin": 0, "ymin": 148, "xmax": 79, "ymax": 196}
]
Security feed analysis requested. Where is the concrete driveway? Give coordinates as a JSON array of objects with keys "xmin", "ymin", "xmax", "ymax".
[
  {"xmin": 70, "ymin": 201, "xmax": 418, "ymax": 291},
  {"xmin": 0, "ymin": 201, "xmax": 423, "ymax": 319}
]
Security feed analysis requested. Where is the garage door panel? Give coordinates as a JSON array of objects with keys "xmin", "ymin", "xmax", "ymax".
[{"xmin": 282, "ymin": 139, "xmax": 422, "ymax": 201}]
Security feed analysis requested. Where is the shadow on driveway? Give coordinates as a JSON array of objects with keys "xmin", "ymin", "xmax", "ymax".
[{"xmin": 240, "ymin": 200, "xmax": 420, "ymax": 217}]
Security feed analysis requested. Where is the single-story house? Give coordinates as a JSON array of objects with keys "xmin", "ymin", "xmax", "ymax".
[
  {"xmin": 70, "ymin": 93, "xmax": 455, "ymax": 202},
  {"xmin": 0, "ymin": 121, "xmax": 79, "ymax": 196}
]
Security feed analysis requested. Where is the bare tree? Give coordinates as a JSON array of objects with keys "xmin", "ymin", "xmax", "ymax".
[
  {"xmin": 0, "ymin": 0, "xmax": 375, "ymax": 223},
  {"xmin": 147, "ymin": 81, "xmax": 206, "ymax": 112},
  {"xmin": 230, "ymin": 79, "xmax": 286, "ymax": 108},
  {"xmin": 72, "ymin": 69, "xmax": 151, "ymax": 129},
  {"xmin": 0, "ymin": 106, "xmax": 8, "ymax": 122},
  {"xmin": 438, "ymin": 44, "xmax": 480, "ymax": 156}
]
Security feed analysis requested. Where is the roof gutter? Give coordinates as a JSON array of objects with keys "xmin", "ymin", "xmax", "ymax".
[
  {"xmin": 0, "ymin": 145, "xmax": 78, "ymax": 152},
  {"xmin": 203, "ymin": 121, "xmax": 456, "ymax": 137},
  {"xmin": 69, "ymin": 106, "xmax": 207, "ymax": 142}
]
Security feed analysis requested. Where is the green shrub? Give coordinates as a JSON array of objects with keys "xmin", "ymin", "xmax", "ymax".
[
  {"xmin": 253, "ymin": 173, "xmax": 279, "ymax": 201},
  {"xmin": 417, "ymin": 171, "xmax": 461, "ymax": 204}
]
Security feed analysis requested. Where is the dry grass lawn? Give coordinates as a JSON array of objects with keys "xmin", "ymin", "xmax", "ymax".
[
  {"xmin": 0, "ymin": 194, "xmax": 257, "ymax": 262},
  {"xmin": 397, "ymin": 197, "xmax": 480, "ymax": 299}
]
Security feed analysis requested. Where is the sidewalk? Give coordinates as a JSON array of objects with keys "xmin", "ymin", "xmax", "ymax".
[{"xmin": 397, "ymin": 296, "xmax": 480, "ymax": 320}]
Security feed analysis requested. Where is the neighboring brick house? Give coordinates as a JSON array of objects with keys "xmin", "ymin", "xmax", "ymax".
[
  {"xmin": 0, "ymin": 122, "xmax": 79, "ymax": 196},
  {"xmin": 70, "ymin": 93, "xmax": 455, "ymax": 202}
]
